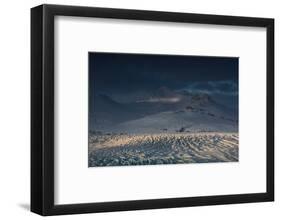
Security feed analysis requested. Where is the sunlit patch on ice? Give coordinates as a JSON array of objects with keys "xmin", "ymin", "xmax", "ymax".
[{"xmin": 89, "ymin": 132, "xmax": 238, "ymax": 167}]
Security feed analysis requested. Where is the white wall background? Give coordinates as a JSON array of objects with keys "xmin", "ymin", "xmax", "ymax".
[{"xmin": 0, "ymin": 0, "xmax": 279, "ymax": 219}]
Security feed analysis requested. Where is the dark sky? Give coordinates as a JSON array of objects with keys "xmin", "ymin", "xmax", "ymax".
[{"xmin": 89, "ymin": 52, "xmax": 238, "ymax": 99}]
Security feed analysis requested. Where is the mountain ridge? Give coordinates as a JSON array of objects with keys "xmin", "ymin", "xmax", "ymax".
[{"xmin": 90, "ymin": 87, "xmax": 238, "ymax": 133}]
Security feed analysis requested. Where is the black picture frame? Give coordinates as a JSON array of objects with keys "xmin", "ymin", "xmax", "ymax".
[{"xmin": 31, "ymin": 4, "xmax": 274, "ymax": 216}]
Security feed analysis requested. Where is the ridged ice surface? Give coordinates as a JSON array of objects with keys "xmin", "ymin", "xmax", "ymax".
[{"xmin": 88, "ymin": 133, "xmax": 238, "ymax": 167}]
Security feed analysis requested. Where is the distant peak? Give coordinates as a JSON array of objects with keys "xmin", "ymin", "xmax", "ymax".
[
  {"xmin": 158, "ymin": 86, "xmax": 171, "ymax": 92},
  {"xmin": 191, "ymin": 93, "xmax": 214, "ymax": 105},
  {"xmin": 97, "ymin": 93, "xmax": 111, "ymax": 99},
  {"xmin": 96, "ymin": 93, "xmax": 118, "ymax": 104},
  {"xmin": 155, "ymin": 86, "xmax": 174, "ymax": 97}
]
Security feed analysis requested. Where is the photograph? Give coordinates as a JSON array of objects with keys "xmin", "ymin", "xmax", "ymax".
[
  {"xmin": 88, "ymin": 52, "xmax": 239, "ymax": 167},
  {"xmin": 29, "ymin": 4, "xmax": 274, "ymax": 216},
  {"xmin": 28, "ymin": 3, "xmax": 274, "ymax": 219}
]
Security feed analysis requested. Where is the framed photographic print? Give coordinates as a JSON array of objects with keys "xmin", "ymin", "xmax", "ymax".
[{"xmin": 31, "ymin": 4, "xmax": 274, "ymax": 216}]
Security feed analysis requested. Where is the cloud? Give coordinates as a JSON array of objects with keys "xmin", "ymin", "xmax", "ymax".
[
  {"xmin": 182, "ymin": 80, "xmax": 238, "ymax": 96},
  {"xmin": 137, "ymin": 97, "xmax": 181, "ymax": 103}
]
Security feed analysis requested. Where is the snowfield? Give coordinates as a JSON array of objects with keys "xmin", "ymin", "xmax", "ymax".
[{"xmin": 89, "ymin": 132, "xmax": 238, "ymax": 167}]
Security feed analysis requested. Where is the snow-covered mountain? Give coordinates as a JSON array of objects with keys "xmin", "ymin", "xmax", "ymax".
[{"xmin": 90, "ymin": 87, "xmax": 238, "ymax": 133}]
